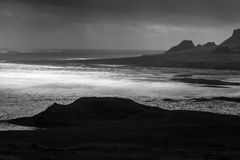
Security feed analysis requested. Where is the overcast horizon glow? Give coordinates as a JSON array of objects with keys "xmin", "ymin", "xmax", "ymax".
[{"xmin": 0, "ymin": 0, "xmax": 239, "ymax": 50}]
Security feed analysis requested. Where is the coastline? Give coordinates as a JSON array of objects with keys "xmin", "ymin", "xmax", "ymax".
[{"xmin": 4, "ymin": 58, "xmax": 240, "ymax": 71}]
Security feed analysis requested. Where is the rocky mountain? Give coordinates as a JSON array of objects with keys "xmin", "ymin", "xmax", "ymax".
[
  {"xmin": 166, "ymin": 41, "xmax": 217, "ymax": 54},
  {"xmin": 166, "ymin": 40, "xmax": 195, "ymax": 53},
  {"xmin": 202, "ymin": 42, "xmax": 217, "ymax": 48},
  {"xmin": 221, "ymin": 28, "xmax": 240, "ymax": 50}
]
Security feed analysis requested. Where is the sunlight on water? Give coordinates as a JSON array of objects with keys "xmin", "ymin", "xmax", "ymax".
[
  {"xmin": 0, "ymin": 62, "xmax": 240, "ymax": 123},
  {"xmin": 0, "ymin": 63, "xmax": 192, "ymax": 95}
]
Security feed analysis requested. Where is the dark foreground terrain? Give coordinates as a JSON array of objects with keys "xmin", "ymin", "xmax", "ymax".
[{"xmin": 1, "ymin": 97, "xmax": 240, "ymax": 160}]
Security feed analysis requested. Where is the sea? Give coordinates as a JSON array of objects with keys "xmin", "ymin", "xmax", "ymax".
[{"xmin": 0, "ymin": 49, "xmax": 240, "ymax": 130}]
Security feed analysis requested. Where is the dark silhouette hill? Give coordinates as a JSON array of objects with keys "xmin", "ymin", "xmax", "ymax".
[
  {"xmin": 8, "ymin": 97, "xmax": 166, "ymax": 127},
  {"xmin": 8, "ymin": 97, "xmax": 240, "ymax": 127}
]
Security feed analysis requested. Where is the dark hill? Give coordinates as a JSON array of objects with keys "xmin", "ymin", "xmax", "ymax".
[
  {"xmin": 7, "ymin": 97, "xmax": 240, "ymax": 127},
  {"xmin": 8, "ymin": 97, "xmax": 166, "ymax": 127}
]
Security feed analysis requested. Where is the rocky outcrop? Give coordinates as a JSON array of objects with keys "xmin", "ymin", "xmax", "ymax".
[
  {"xmin": 195, "ymin": 42, "xmax": 217, "ymax": 50},
  {"xmin": 202, "ymin": 42, "xmax": 217, "ymax": 48},
  {"xmin": 221, "ymin": 28, "xmax": 240, "ymax": 49},
  {"xmin": 167, "ymin": 40, "xmax": 195, "ymax": 53}
]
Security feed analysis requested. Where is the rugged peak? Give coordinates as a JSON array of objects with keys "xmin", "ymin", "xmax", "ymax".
[
  {"xmin": 202, "ymin": 42, "xmax": 217, "ymax": 48},
  {"xmin": 179, "ymin": 40, "xmax": 195, "ymax": 47},
  {"xmin": 232, "ymin": 28, "xmax": 240, "ymax": 37},
  {"xmin": 167, "ymin": 40, "xmax": 195, "ymax": 53},
  {"xmin": 221, "ymin": 28, "xmax": 240, "ymax": 49}
]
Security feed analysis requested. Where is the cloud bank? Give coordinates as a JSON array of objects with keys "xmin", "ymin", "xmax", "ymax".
[{"xmin": 0, "ymin": 0, "xmax": 239, "ymax": 49}]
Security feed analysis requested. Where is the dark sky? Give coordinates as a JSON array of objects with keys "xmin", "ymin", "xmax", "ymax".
[{"xmin": 0, "ymin": 0, "xmax": 240, "ymax": 50}]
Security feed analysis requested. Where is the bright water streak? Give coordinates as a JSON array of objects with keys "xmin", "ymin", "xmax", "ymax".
[{"xmin": 0, "ymin": 62, "xmax": 240, "ymax": 123}]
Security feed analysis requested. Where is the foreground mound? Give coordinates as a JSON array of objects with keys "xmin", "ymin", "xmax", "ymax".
[
  {"xmin": 8, "ymin": 97, "xmax": 166, "ymax": 127},
  {"xmin": 8, "ymin": 97, "xmax": 240, "ymax": 127}
]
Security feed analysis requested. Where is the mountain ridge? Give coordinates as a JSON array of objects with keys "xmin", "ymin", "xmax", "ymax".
[{"xmin": 80, "ymin": 28, "xmax": 240, "ymax": 70}]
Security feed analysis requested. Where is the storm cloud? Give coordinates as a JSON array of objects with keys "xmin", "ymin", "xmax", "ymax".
[{"xmin": 0, "ymin": 0, "xmax": 239, "ymax": 49}]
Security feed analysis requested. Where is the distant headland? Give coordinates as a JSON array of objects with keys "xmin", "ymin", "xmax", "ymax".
[{"xmin": 82, "ymin": 28, "xmax": 240, "ymax": 70}]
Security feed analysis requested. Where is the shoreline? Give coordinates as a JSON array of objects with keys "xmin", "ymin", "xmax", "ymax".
[{"xmin": 2, "ymin": 58, "xmax": 240, "ymax": 71}]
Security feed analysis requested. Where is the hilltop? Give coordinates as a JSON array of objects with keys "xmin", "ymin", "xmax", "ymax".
[
  {"xmin": 8, "ymin": 97, "xmax": 240, "ymax": 127},
  {"xmin": 8, "ymin": 97, "xmax": 166, "ymax": 127}
]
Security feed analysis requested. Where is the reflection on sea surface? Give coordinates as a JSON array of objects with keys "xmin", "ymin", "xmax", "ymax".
[{"xmin": 0, "ymin": 62, "xmax": 240, "ymax": 123}]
